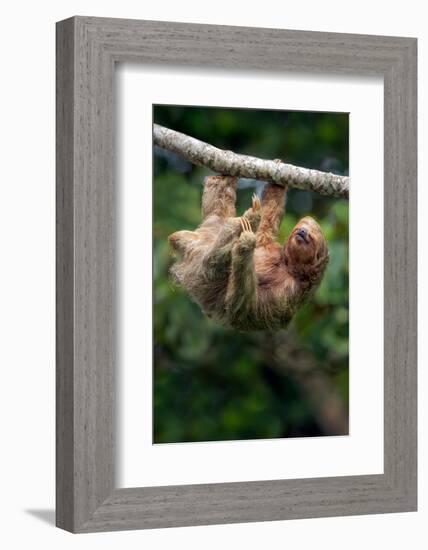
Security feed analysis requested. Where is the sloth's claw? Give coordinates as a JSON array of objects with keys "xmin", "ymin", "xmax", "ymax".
[
  {"xmin": 252, "ymin": 193, "xmax": 261, "ymax": 211},
  {"xmin": 240, "ymin": 216, "xmax": 253, "ymax": 234}
]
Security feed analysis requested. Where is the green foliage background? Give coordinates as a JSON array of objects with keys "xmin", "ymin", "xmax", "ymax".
[{"xmin": 153, "ymin": 105, "xmax": 349, "ymax": 443}]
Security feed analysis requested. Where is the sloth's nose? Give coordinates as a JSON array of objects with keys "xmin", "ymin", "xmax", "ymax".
[{"xmin": 297, "ymin": 228, "xmax": 307, "ymax": 238}]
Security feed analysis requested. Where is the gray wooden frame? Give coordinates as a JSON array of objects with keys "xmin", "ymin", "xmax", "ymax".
[{"xmin": 56, "ymin": 16, "xmax": 417, "ymax": 533}]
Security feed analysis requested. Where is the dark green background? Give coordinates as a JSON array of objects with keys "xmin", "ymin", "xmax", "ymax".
[{"xmin": 153, "ymin": 105, "xmax": 349, "ymax": 444}]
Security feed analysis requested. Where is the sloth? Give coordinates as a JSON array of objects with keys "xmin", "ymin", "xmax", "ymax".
[{"xmin": 168, "ymin": 176, "xmax": 329, "ymax": 331}]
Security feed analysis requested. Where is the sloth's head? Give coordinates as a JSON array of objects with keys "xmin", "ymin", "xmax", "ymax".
[{"xmin": 284, "ymin": 216, "xmax": 329, "ymax": 282}]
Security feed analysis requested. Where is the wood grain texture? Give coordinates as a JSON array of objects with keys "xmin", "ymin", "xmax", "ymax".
[
  {"xmin": 56, "ymin": 16, "xmax": 417, "ymax": 533},
  {"xmin": 56, "ymin": 18, "xmax": 75, "ymax": 532}
]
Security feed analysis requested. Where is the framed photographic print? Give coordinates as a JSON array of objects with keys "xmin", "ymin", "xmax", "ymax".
[{"xmin": 56, "ymin": 16, "xmax": 417, "ymax": 532}]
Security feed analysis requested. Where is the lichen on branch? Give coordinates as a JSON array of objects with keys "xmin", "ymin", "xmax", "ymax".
[{"xmin": 153, "ymin": 123, "xmax": 349, "ymax": 199}]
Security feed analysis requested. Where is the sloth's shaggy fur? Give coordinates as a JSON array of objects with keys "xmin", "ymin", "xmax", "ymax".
[{"xmin": 168, "ymin": 176, "xmax": 329, "ymax": 331}]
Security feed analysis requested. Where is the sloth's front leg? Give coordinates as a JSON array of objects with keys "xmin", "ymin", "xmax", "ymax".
[
  {"xmin": 225, "ymin": 218, "xmax": 258, "ymax": 322},
  {"xmin": 202, "ymin": 200, "xmax": 259, "ymax": 280},
  {"xmin": 243, "ymin": 193, "xmax": 262, "ymax": 232},
  {"xmin": 202, "ymin": 218, "xmax": 243, "ymax": 278}
]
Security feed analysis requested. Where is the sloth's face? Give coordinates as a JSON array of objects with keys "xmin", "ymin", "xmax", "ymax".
[{"xmin": 285, "ymin": 216, "xmax": 328, "ymax": 270}]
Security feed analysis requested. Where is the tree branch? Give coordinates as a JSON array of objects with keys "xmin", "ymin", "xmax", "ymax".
[{"xmin": 153, "ymin": 124, "xmax": 349, "ymax": 199}]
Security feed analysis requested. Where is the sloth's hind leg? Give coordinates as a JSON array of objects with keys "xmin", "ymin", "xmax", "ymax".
[
  {"xmin": 202, "ymin": 176, "xmax": 238, "ymax": 220},
  {"xmin": 168, "ymin": 230, "xmax": 198, "ymax": 255}
]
